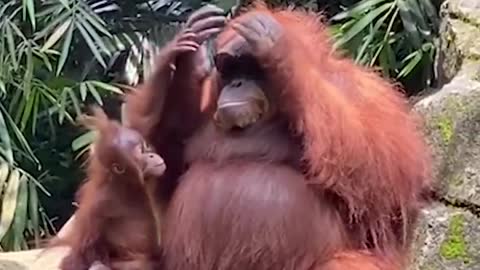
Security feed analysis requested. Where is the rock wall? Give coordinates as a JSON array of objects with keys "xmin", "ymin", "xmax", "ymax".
[{"xmin": 412, "ymin": 0, "xmax": 480, "ymax": 269}]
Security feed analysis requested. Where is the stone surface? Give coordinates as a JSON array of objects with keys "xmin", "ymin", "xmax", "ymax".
[
  {"xmin": 433, "ymin": 3, "xmax": 463, "ymax": 87},
  {"xmin": 415, "ymin": 71, "xmax": 480, "ymax": 205},
  {"xmin": 449, "ymin": 19, "xmax": 480, "ymax": 60},
  {"xmin": 446, "ymin": 0, "xmax": 480, "ymax": 60},
  {"xmin": 411, "ymin": 0, "xmax": 480, "ymax": 269},
  {"xmin": 411, "ymin": 203, "xmax": 480, "ymax": 270},
  {"xmin": 0, "ymin": 247, "xmax": 67, "ymax": 270},
  {"xmin": 450, "ymin": 0, "xmax": 480, "ymax": 25},
  {"xmin": 433, "ymin": 0, "xmax": 480, "ymax": 88}
]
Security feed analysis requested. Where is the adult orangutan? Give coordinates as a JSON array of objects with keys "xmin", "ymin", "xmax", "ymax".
[{"xmin": 124, "ymin": 3, "xmax": 432, "ymax": 270}]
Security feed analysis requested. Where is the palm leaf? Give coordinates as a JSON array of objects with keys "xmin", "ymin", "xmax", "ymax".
[
  {"xmin": 55, "ymin": 19, "xmax": 74, "ymax": 75},
  {"xmin": 331, "ymin": 0, "xmax": 387, "ymax": 21},
  {"xmin": 0, "ymin": 111, "xmax": 13, "ymax": 164},
  {"xmin": 334, "ymin": 2, "xmax": 392, "ymax": 48},
  {"xmin": 22, "ymin": 0, "xmax": 36, "ymax": 29},
  {"xmin": 41, "ymin": 18, "xmax": 72, "ymax": 52},
  {"xmin": 0, "ymin": 168, "xmax": 20, "ymax": 242}
]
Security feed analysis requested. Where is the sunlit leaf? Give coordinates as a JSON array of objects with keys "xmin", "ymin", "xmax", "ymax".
[
  {"xmin": 0, "ymin": 169, "xmax": 20, "ymax": 241},
  {"xmin": 77, "ymin": 6, "xmax": 111, "ymax": 37},
  {"xmin": 20, "ymin": 87, "xmax": 36, "ymax": 132},
  {"xmin": 22, "ymin": 170, "xmax": 50, "ymax": 196},
  {"xmin": 43, "ymin": 49, "xmax": 60, "ymax": 56},
  {"xmin": 59, "ymin": 88, "xmax": 68, "ymax": 124},
  {"xmin": 378, "ymin": 42, "xmax": 391, "ymax": 76},
  {"xmin": 368, "ymin": 7, "xmax": 398, "ymax": 66},
  {"xmin": 58, "ymin": 0, "xmax": 71, "ymax": 9},
  {"xmin": 35, "ymin": 3, "xmax": 61, "ymax": 17},
  {"xmin": 24, "ymin": 43, "xmax": 33, "ymax": 96},
  {"xmin": 0, "ymin": 105, "xmax": 39, "ymax": 167},
  {"xmin": 13, "ymin": 84, "xmax": 27, "ymax": 125},
  {"xmin": 8, "ymin": 21, "xmax": 27, "ymax": 41},
  {"xmin": 67, "ymin": 88, "xmax": 81, "ymax": 117},
  {"xmin": 41, "ymin": 18, "xmax": 72, "ymax": 52},
  {"xmin": 0, "ymin": 27, "xmax": 5, "ymax": 75},
  {"xmin": 23, "ymin": 0, "xmax": 35, "ymax": 29},
  {"xmin": 74, "ymin": 144, "xmax": 91, "ymax": 160},
  {"xmin": 397, "ymin": 49, "xmax": 422, "ymax": 78},
  {"xmin": 89, "ymin": 81, "xmax": 123, "ymax": 95},
  {"xmin": 31, "ymin": 91, "xmax": 39, "ymax": 135},
  {"xmin": 72, "ymin": 130, "xmax": 95, "ymax": 152},
  {"xmin": 12, "ymin": 174, "xmax": 28, "ymax": 250},
  {"xmin": 0, "ymin": 81, "xmax": 5, "ymax": 96},
  {"xmin": 86, "ymin": 82, "xmax": 103, "ymax": 105},
  {"xmin": 355, "ymin": 3, "xmax": 396, "ymax": 62},
  {"xmin": 0, "ymin": 111, "xmax": 13, "ymax": 164},
  {"xmin": 7, "ymin": 89, "xmax": 22, "ymax": 118},
  {"xmin": 33, "ymin": 50, "xmax": 53, "ymax": 71},
  {"xmin": 331, "ymin": 0, "xmax": 387, "ymax": 21},
  {"xmin": 35, "ymin": 11, "xmax": 70, "ymax": 39},
  {"xmin": 79, "ymin": 82, "xmax": 87, "ymax": 101},
  {"xmin": 40, "ymin": 207, "xmax": 56, "ymax": 237},
  {"xmin": 90, "ymin": 0, "xmax": 119, "ymax": 13},
  {"xmin": 334, "ymin": 3, "xmax": 392, "ymax": 48},
  {"xmin": 56, "ymin": 21, "xmax": 74, "ymax": 76},
  {"xmin": 5, "ymin": 23, "xmax": 18, "ymax": 69},
  {"xmin": 0, "ymin": 163, "xmax": 9, "ymax": 196},
  {"xmin": 166, "ymin": 1, "xmax": 182, "ymax": 15},
  {"xmin": 28, "ymin": 180, "xmax": 39, "ymax": 247}
]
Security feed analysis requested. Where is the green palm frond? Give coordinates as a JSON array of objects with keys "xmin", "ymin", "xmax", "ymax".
[
  {"xmin": 330, "ymin": 0, "xmax": 439, "ymax": 89},
  {"xmin": 0, "ymin": 0, "xmax": 240, "ymax": 252}
]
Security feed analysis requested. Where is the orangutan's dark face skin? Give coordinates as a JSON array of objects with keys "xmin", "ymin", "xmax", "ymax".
[{"xmin": 213, "ymin": 53, "xmax": 271, "ymax": 131}]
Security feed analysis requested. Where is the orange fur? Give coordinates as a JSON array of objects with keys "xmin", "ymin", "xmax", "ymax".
[
  {"xmin": 323, "ymin": 251, "xmax": 401, "ymax": 270},
  {"xmin": 217, "ymin": 3, "xmax": 432, "ymax": 254},
  {"xmin": 50, "ymin": 108, "xmax": 161, "ymax": 270},
  {"xmin": 124, "ymin": 3, "xmax": 432, "ymax": 270}
]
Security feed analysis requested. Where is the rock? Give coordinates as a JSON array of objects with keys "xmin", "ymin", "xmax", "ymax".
[
  {"xmin": 450, "ymin": 0, "xmax": 480, "ymax": 25},
  {"xmin": 411, "ymin": 203, "xmax": 480, "ymax": 270},
  {"xmin": 0, "ymin": 247, "xmax": 153, "ymax": 270},
  {"xmin": 447, "ymin": 0, "xmax": 480, "ymax": 60},
  {"xmin": 415, "ymin": 71, "xmax": 480, "ymax": 204},
  {"xmin": 433, "ymin": 3, "xmax": 463, "ymax": 87},
  {"xmin": 411, "ymin": 1, "xmax": 480, "ymax": 269},
  {"xmin": 433, "ymin": 0, "xmax": 480, "ymax": 89},
  {"xmin": 0, "ymin": 247, "xmax": 68, "ymax": 270}
]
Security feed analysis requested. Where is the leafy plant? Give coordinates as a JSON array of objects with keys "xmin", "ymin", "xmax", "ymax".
[
  {"xmin": 0, "ymin": 0, "xmax": 240, "ymax": 251},
  {"xmin": 0, "ymin": 0, "xmax": 128, "ymax": 251},
  {"xmin": 329, "ymin": 0, "xmax": 439, "ymax": 92}
]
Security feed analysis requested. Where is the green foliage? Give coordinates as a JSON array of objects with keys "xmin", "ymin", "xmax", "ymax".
[
  {"xmin": 0, "ymin": 0, "xmax": 120, "ymax": 251},
  {"xmin": 0, "ymin": 0, "xmax": 240, "ymax": 251},
  {"xmin": 330, "ymin": 0, "xmax": 439, "ymax": 91}
]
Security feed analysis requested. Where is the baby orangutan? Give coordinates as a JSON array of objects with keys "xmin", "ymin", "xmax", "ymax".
[{"xmin": 50, "ymin": 107, "xmax": 166, "ymax": 270}]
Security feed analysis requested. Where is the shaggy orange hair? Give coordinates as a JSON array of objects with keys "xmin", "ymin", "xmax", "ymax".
[{"xmin": 217, "ymin": 0, "xmax": 432, "ymax": 258}]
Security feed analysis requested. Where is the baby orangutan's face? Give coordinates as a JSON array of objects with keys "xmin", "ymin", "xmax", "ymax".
[{"xmin": 132, "ymin": 143, "xmax": 166, "ymax": 177}]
